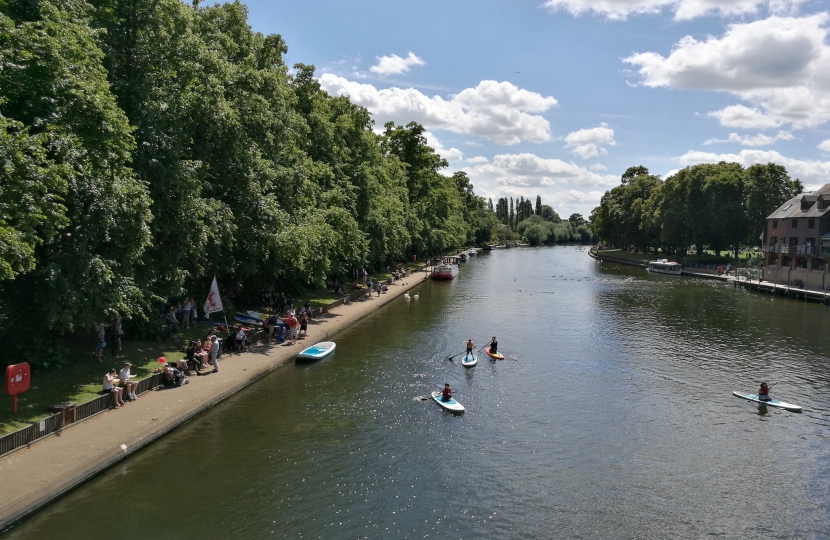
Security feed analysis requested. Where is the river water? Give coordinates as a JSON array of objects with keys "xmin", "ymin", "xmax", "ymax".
[{"xmin": 5, "ymin": 247, "xmax": 830, "ymax": 539}]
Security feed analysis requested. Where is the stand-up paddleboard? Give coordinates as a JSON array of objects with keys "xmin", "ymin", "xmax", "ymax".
[
  {"xmin": 484, "ymin": 347, "xmax": 504, "ymax": 360},
  {"xmin": 461, "ymin": 353, "xmax": 478, "ymax": 367},
  {"xmin": 296, "ymin": 341, "xmax": 336, "ymax": 361},
  {"xmin": 233, "ymin": 313, "xmax": 263, "ymax": 327},
  {"xmin": 431, "ymin": 391, "xmax": 465, "ymax": 413},
  {"xmin": 732, "ymin": 391, "xmax": 802, "ymax": 412}
]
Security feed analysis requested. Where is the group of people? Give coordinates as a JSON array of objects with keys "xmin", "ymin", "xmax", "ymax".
[
  {"xmin": 185, "ymin": 333, "xmax": 220, "ymax": 373},
  {"xmin": 102, "ymin": 362, "xmax": 139, "ymax": 408},
  {"xmin": 95, "ymin": 316, "xmax": 125, "ymax": 362},
  {"xmin": 440, "ymin": 337, "xmax": 499, "ymax": 402}
]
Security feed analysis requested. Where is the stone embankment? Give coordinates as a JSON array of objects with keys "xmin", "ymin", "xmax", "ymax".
[{"xmin": 0, "ymin": 272, "xmax": 429, "ymax": 531}]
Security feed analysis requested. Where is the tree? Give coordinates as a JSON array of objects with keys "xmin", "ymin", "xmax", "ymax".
[
  {"xmin": 535, "ymin": 195, "xmax": 542, "ymax": 216},
  {"xmin": 744, "ymin": 163, "xmax": 802, "ymax": 244}
]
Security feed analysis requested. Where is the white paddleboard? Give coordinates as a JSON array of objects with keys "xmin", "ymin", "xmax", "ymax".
[
  {"xmin": 732, "ymin": 391, "xmax": 802, "ymax": 412},
  {"xmin": 461, "ymin": 353, "xmax": 477, "ymax": 367},
  {"xmin": 431, "ymin": 391, "xmax": 465, "ymax": 413}
]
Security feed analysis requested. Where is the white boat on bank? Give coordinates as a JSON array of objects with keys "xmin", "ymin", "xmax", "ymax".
[
  {"xmin": 468, "ymin": 247, "xmax": 477, "ymax": 256},
  {"xmin": 648, "ymin": 259, "xmax": 682, "ymax": 275}
]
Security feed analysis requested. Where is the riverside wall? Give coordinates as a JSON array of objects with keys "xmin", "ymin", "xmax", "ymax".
[{"xmin": 0, "ymin": 272, "xmax": 429, "ymax": 532}]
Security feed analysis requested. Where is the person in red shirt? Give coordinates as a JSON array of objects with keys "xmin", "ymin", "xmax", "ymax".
[
  {"xmin": 441, "ymin": 383, "xmax": 452, "ymax": 402},
  {"xmin": 758, "ymin": 382, "xmax": 771, "ymax": 401}
]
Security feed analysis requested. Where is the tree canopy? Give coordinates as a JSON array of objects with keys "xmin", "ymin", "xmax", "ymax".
[{"xmin": 0, "ymin": 0, "xmax": 486, "ymax": 367}]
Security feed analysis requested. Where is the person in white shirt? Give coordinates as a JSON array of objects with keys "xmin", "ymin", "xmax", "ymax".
[
  {"xmin": 235, "ymin": 328, "xmax": 246, "ymax": 353},
  {"xmin": 210, "ymin": 335, "xmax": 220, "ymax": 373},
  {"xmin": 103, "ymin": 369, "xmax": 125, "ymax": 408},
  {"xmin": 119, "ymin": 362, "xmax": 138, "ymax": 400}
]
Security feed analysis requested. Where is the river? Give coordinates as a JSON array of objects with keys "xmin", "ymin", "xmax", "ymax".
[{"xmin": 5, "ymin": 247, "xmax": 830, "ymax": 539}]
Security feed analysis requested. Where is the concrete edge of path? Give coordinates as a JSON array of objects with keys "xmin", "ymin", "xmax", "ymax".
[{"xmin": 0, "ymin": 272, "xmax": 429, "ymax": 532}]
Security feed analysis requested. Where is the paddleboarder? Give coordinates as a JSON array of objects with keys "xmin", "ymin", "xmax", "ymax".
[
  {"xmin": 758, "ymin": 382, "xmax": 771, "ymax": 401},
  {"xmin": 466, "ymin": 339, "xmax": 474, "ymax": 358},
  {"xmin": 441, "ymin": 383, "xmax": 452, "ymax": 402},
  {"xmin": 489, "ymin": 336, "xmax": 498, "ymax": 355}
]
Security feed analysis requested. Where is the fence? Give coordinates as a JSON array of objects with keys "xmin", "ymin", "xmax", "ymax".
[
  {"xmin": 0, "ymin": 270, "xmax": 424, "ymax": 458},
  {"xmin": 0, "ymin": 373, "xmax": 164, "ymax": 458}
]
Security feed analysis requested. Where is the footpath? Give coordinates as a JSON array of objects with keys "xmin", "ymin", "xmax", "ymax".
[
  {"xmin": 590, "ymin": 249, "xmax": 830, "ymax": 303},
  {"xmin": 0, "ymin": 272, "xmax": 429, "ymax": 531}
]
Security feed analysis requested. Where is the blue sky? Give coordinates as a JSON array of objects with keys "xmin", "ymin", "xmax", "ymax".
[{"xmin": 242, "ymin": 0, "xmax": 830, "ymax": 217}]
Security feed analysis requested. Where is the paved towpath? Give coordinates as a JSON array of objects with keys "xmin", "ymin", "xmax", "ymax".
[{"xmin": 0, "ymin": 273, "xmax": 428, "ymax": 530}]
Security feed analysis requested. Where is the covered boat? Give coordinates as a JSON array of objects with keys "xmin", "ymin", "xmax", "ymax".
[
  {"xmin": 647, "ymin": 259, "xmax": 682, "ymax": 275},
  {"xmin": 430, "ymin": 256, "xmax": 460, "ymax": 280}
]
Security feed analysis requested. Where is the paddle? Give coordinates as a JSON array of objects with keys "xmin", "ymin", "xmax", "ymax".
[{"xmin": 447, "ymin": 350, "xmax": 467, "ymax": 361}]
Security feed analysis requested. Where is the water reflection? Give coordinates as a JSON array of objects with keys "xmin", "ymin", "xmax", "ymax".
[{"xmin": 5, "ymin": 246, "xmax": 830, "ymax": 539}]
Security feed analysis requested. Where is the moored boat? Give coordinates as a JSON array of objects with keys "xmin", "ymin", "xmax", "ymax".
[
  {"xmin": 468, "ymin": 247, "xmax": 477, "ymax": 256},
  {"xmin": 648, "ymin": 259, "xmax": 682, "ymax": 275},
  {"xmin": 431, "ymin": 256, "xmax": 460, "ymax": 280},
  {"xmin": 233, "ymin": 313, "xmax": 264, "ymax": 326}
]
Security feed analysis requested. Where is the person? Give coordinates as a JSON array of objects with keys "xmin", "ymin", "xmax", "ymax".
[
  {"xmin": 166, "ymin": 306, "xmax": 179, "ymax": 339},
  {"xmin": 267, "ymin": 313, "xmax": 279, "ymax": 343},
  {"xmin": 299, "ymin": 312, "xmax": 308, "ymax": 339},
  {"xmin": 758, "ymin": 382, "xmax": 771, "ymax": 401},
  {"xmin": 103, "ymin": 369, "xmax": 125, "ymax": 408},
  {"xmin": 489, "ymin": 336, "xmax": 498, "ymax": 355},
  {"xmin": 441, "ymin": 383, "xmax": 452, "ymax": 402},
  {"xmin": 182, "ymin": 297, "xmax": 192, "ymax": 329},
  {"xmin": 235, "ymin": 327, "xmax": 246, "ymax": 353},
  {"xmin": 351, "ymin": 280, "xmax": 359, "ymax": 290},
  {"xmin": 119, "ymin": 362, "xmax": 138, "ymax": 401},
  {"xmin": 466, "ymin": 339, "xmax": 474, "ymax": 357},
  {"xmin": 303, "ymin": 302, "xmax": 313, "ymax": 320},
  {"xmin": 111, "ymin": 316, "xmax": 123, "ymax": 357},
  {"xmin": 95, "ymin": 321, "xmax": 111, "ymax": 363},
  {"xmin": 209, "ymin": 335, "xmax": 220, "ymax": 372},
  {"xmin": 376, "ymin": 281, "xmax": 382, "ymax": 297},
  {"xmin": 288, "ymin": 315, "xmax": 299, "ymax": 344},
  {"xmin": 185, "ymin": 340, "xmax": 198, "ymax": 371},
  {"xmin": 195, "ymin": 339, "xmax": 209, "ymax": 367}
]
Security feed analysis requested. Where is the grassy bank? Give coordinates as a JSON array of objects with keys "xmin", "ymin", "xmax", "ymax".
[
  {"xmin": 593, "ymin": 248, "xmax": 762, "ymax": 265},
  {"xmin": 0, "ymin": 263, "xmax": 423, "ymax": 435}
]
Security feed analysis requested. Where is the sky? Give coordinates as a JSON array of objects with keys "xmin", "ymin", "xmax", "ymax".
[{"xmin": 240, "ymin": 0, "xmax": 830, "ymax": 218}]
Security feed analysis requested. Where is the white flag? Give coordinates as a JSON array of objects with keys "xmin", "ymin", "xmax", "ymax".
[{"xmin": 203, "ymin": 277, "xmax": 224, "ymax": 315}]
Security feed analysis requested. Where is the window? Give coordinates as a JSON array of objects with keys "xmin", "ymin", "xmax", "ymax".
[
  {"xmin": 808, "ymin": 218, "xmax": 815, "ymax": 229},
  {"xmin": 813, "ymin": 258, "xmax": 825, "ymax": 271},
  {"xmin": 798, "ymin": 257, "xmax": 808, "ymax": 269},
  {"xmin": 792, "ymin": 219, "xmax": 798, "ymax": 228},
  {"xmin": 790, "ymin": 236, "xmax": 798, "ymax": 246},
  {"xmin": 771, "ymin": 236, "xmax": 778, "ymax": 245},
  {"xmin": 772, "ymin": 219, "xmax": 778, "ymax": 229},
  {"xmin": 782, "ymin": 256, "xmax": 792, "ymax": 267}
]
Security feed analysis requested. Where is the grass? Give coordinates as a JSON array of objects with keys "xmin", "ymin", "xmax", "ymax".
[{"xmin": 0, "ymin": 262, "xmax": 427, "ymax": 435}]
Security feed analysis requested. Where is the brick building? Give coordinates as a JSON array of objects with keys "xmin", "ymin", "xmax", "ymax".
[{"xmin": 763, "ymin": 184, "xmax": 830, "ymax": 290}]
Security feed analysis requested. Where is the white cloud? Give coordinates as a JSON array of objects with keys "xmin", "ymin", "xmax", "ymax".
[
  {"xmin": 423, "ymin": 131, "xmax": 463, "ymax": 162},
  {"xmin": 463, "ymin": 153, "xmax": 617, "ymax": 216},
  {"xmin": 319, "ymin": 74, "xmax": 558, "ymax": 145},
  {"xmin": 625, "ymin": 14, "xmax": 830, "ymax": 130},
  {"xmin": 369, "ymin": 52, "xmax": 426, "ymax": 76},
  {"xmin": 590, "ymin": 163, "xmax": 608, "ymax": 171},
  {"xmin": 543, "ymin": 0, "xmax": 803, "ymax": 20},
  {"xmin": 677, "ymin": 149, "xmax": 830, "ymax": 189},
  {"xmin": 467, "ymin": 156, "xmax": 490, "ymax": 164},
  {"xmin": 818, "ymin": 139, "xmax": 830, "ymax": 152},
  {"xmin": 703, "ymin": 130, "xmax": 793, "ymax": 146},
  {"xmin": 564, "ymin": 123, "xmax": 616, "ymax": 158}
]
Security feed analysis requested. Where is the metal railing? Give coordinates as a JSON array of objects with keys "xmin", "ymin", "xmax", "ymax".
[{"xmin": 0, "ymin": 412, "xmax": 63, "ymax": 456}]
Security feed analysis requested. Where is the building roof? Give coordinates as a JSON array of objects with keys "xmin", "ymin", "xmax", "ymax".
[{"xmin": 767, "ymin": 184, "xmax": 830, "ymax": 220}]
